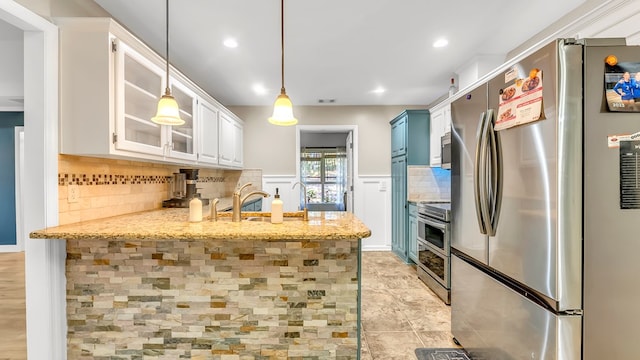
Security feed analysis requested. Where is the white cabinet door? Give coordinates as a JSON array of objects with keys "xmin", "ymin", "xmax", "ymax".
[
  {"xmin": 167, "ymin": 79, "xmax": 197, "ymax": 161},
  {"xmin": 114, "ymin": 39, "xmax": 167, "ymax": 156},
  {"xmin": 218, "ymin": 112, "xmax": 243, "ymax": 168},
  {"xmin": 232, "ymin": 120, "xmax": 244, "ymax": 167},
  {"xmin": 429, "ymin": 107, "xmax": 445, "ymax": 166},
  {"xmin": 197, "ymin": 99, "xmax": 219, "ymax": 165},
  {"xmin": 444, "ymin": 105, "xmax": 452, "ymax": 132}
]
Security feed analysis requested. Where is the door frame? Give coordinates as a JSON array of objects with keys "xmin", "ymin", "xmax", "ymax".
[
  {"xmin": 295, "ymin": 125, "xmax": 358, "ymax": 212},
  {"xmin": 0, "ymin": 2, "xmax": 63, "ymax": 359}
]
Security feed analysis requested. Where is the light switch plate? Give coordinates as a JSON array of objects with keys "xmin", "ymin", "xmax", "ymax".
[{"xmin": 68, "ymin": 184, "xmax": 80, "ymax": 203}]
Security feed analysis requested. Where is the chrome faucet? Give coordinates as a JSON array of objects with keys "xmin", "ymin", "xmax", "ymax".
[
  {"xmin": 232, "ymin": 183, "xmax": 270, "ymax": 222},
  {"xmin": 292, "ymin": 181, "xmax": 309, "ymax": 221}
]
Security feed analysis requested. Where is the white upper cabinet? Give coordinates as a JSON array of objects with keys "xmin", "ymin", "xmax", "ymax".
[
  {"xmin": 429, "ymin": 102, "xmax": 452, "ymax": 167},
  {"xmin": 197, "ymin": 98, "xmax": 219, "ymax": 165},
  {"xmin": 218, "ymin": 112, "xmax": 244, "ymax": 168},
  {"xmin": 114, "ymin": 39, "xmax": 167, "ymax": 156},
  {"xmin": 57, "ymin": 17, "xmax": 242, "ymax": 169}
]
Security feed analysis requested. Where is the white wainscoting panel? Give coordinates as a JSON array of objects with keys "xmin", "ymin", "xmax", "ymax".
[
  {"xmin": 263, "ymin": 174, "xmax": 391, "ymax": 251},
  {"xmin": 262, "ymin": 175, "xmax": 299, "ymax": 212},
  {"xmin": 354, "ymin": 175, "xmax": 391, "ymax": 251}
]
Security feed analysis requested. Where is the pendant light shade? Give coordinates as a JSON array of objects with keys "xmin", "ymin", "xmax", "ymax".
[
  {"xmin": 268, "ymin": 90, "xmax": 297, "ymax": 126},
  {"xmin": 268, "ymin": 0, "xmax": 297, "ymax": 126},
  {"xmin": 152, "ymin": 91, "xmax": 183, "ymax": 125},
  {"xmin": 151, "ymin": 0, "xmax": 184, "ymax": 126}
]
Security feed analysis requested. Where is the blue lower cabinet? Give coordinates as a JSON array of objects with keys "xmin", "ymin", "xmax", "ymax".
[{"xmin": 408, "ymin": 203, "xmax": 418, "ymax": 263}]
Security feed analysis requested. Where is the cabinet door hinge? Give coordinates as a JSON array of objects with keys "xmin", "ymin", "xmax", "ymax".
[
  {"xmin": 112, "ymin": 133, "xmax": 117, "ymax": 144},
  {"xmin": 111, "ymin": 40, "xmax": 117, "ymax": 53}
]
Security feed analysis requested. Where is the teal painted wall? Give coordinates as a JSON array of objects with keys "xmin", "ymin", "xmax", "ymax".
[{"xmin": 0, "ymin": 112, "xmax": 24, "ymax": 246}]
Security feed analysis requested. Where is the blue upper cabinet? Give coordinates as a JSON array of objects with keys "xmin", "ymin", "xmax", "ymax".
[
  {"xmin": 390, "ymin": 110, "xmax": 430, "ymax": 263},
  {"xmin": 390, "ymin": 110, "xmax": 430, "ymax": 164},
  {"xmin": 391, "ymin": 115, "xmax": 407, "ymax": 157}
]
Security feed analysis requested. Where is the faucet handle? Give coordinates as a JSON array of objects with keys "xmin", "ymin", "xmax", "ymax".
[{"xmin": 210, "ymin": 198, "xmax": 219, "ymax": 222}]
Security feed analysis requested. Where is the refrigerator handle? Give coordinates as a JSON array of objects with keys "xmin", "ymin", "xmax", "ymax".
[
  {"xmin": 486, "ymin": 109, "xmax": 503, "ymax": 237},
  {"xmin": 479, "ymin": 110, "xmax": 493, "ymax": 236},
  {"xmin": 474, "ymin": 111, "xmax": 488, "ymax": 235}
]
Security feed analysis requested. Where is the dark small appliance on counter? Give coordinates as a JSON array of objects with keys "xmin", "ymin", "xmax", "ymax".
[{"xmin": 162, "ymin": 168, "xmax": 209, "ymax": 208}]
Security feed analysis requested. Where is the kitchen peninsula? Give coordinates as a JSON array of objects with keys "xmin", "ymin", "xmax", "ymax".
[{"xmin": 30, "ymin": 209, "xmax": 371, "ymax": 359}]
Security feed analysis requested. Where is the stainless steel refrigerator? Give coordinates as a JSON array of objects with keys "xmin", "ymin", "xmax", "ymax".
[{"xmin": 451, "ymin": 38, "xmax": 640, "ymax": 359}]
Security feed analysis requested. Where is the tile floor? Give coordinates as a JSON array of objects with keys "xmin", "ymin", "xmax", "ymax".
[
  {"xmin": 361, "ymin": 251, "xmax": 461, "ymax": 360},
  {"xmin": 0, "ymin": 250, "xmax": 458, "ymax": 360}
]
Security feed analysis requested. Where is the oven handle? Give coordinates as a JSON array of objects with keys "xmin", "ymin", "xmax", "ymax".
[{"xmin": 417, "ymin": 214, "xmax": 446, "ymax": 232}]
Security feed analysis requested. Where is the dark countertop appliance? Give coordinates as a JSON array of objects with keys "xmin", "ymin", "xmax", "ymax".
[
  {"xmin": 416, "ymin": 201, "xmax": 451, "ymax": 304},
  {"xmin": 162, "ymin": 168, "xmax": 209, "ymax": 208}
]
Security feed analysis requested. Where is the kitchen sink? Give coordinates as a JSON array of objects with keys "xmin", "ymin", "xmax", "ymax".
[{"xmin": 245, "ymin": 216, "xmax": 301, "ymax": 222}]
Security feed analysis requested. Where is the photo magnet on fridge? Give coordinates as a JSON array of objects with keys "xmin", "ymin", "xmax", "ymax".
[{"xmin": 604, "ymin": 57, "xmax": 640, "ymax": 112}]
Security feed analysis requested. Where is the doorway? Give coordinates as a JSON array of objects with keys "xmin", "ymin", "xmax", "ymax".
[
  {"xmin": 296, "ymin": 125, "xmax": 357, "ymax": 213},
  {"xmin": 0, "ymin": 3, "xmax": 63, "ymax": 359},
  {"xmin": 0, "ymin": 118, "xmax": 23, "ymax": 252}
]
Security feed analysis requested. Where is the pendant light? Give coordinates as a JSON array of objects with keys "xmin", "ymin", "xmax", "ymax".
[
  {"xmin": 268, "ymin": 0, "xmax": 298, "ymax": 126},
  {"xmin": 151, "ymin": 0, "xmax": 184, "ymax": 126}
]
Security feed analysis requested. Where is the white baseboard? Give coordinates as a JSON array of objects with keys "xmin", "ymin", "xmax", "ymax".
[
  {"xmin": 0, "ymin": 245, "xmax": 22, "ymax": 253},
  {"xmin": 361, "ymin": 245, "xmax": 392, "ymax": 252}
]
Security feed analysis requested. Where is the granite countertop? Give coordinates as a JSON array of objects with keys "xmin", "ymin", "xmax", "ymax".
[{"xmin": 30, "ymin": 207, "xmax": 372, "ymax": 241}]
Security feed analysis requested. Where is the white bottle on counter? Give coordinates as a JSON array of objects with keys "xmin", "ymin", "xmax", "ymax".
[
  {"xmin": 271, "ymin": 188, "xmax": 283, "ymax": 224},
  {"xmin": 188, "ymin": 197, "xmax": 202, "ymax": 222}
]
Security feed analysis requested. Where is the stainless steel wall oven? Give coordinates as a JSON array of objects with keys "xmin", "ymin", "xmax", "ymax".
[{"xmin": 417, "ymin": 202, "xmax": 451, "ymax": 304}]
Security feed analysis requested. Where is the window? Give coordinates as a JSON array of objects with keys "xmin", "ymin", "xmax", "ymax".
[{"xmin": 300, "ymin": 147, "xmax": 347, "ymax": 205}]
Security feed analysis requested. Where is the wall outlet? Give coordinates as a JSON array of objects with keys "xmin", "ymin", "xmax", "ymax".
[
  {"xmin": 68, "ymin": 184, "xmax": 80, "ymax": 203},
  {"xmin": 379, "ymin": 182, "xmax": 387, "ymax": 192}
]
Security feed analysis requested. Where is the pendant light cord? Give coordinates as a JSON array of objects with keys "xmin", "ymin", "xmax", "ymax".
[
  {"xmin": 165, "ymin": 0, "xmax": 171, "ymax": 95},
  {"xmin": 280, "ymin": 0, "xmax": 285, "ymax": 94}
]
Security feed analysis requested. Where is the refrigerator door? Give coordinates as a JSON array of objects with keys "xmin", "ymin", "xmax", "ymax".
[
  {"xmin": 582, "ymin": 43, "xmax": 640, "ymax": 359},
  {"xmin": 485, "ymin": 40, "xmax": 583, "ymax": 310},
  {"xmin": 451, "ymin": 254, "xmax": 581, "ymax": 360},
  {"xmin": 451, "ymin": 84, "xmax": 489, "ymax": 264}
]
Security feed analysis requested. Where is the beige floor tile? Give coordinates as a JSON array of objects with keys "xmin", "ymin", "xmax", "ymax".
[
  {"xmin": 364, "ymin": 331, "xmax": 422, "ymax": 360},
  {"xmin": 361, "ymin": 251, "xmax": 456, "ymax": 359},
  {"xmin": 417, "ymin": 331, "xmax": 462, "ymax": 348}
]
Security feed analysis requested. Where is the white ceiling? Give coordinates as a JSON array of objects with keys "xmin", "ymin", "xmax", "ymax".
[
  {"xmin": 91, "ymin": 0, "xmax": 588, "ymax": 107},
  {"xmin": 2, "ymin": 1, "xmax": 590, "ymax": 108}
]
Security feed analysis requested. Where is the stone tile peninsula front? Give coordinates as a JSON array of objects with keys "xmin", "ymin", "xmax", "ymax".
[{"xmin": 31, "ymin": 210, "xmax": 371, "ymax": 359}]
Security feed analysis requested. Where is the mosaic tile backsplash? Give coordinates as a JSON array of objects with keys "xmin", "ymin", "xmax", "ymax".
[
  {"xmin": 65, "ymin": 237, "xmax": 360, "ymax": 359},
  {"xmin": 58, "ymin": 155, "xmax": 262, "ymax": 225}
]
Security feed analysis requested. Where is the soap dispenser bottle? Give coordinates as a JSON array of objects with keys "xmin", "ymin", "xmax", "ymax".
[
  {"xmin": 271, "ymin": 188, "xmax": 283, "ymax": 224},
  {"xmin": 188, "ymin": 197, "xmax": 202, "ymax": 222}
]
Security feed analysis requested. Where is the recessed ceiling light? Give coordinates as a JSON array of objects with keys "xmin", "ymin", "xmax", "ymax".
[
  {"xmin": 223, "ymin": 38, "xmax": 238, "ymax": 48},
  {"xmin": 433, "ymin": 38, "xmax": 448, "ymax": 48},
  {"xmin": 372, "ymin": 87, "xmax": 386, "ymax": 94},
  {"xmin": 252, "ymin": 84, "xmax": 267, "ymax": 95}
]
